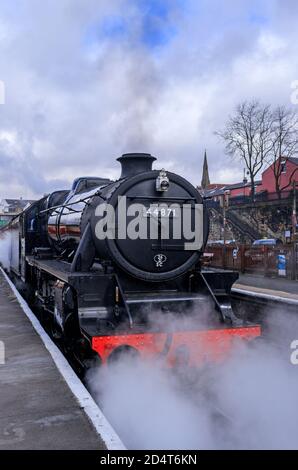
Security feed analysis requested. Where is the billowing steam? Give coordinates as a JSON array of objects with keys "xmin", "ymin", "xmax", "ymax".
[
  {"xmin": 0, "ymin": 229, "xmax": 12, "ymax": 271},
  {"xmin": 87, "ymin": 306, "xmax": 298, "ymax": 450}
]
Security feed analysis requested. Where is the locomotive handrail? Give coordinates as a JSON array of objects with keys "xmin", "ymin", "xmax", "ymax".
[
  {"xmin": 114, "ymin": 274, "xmax": 133, "ymax": 329},
  {"xmin": 49, "ymin": 206, "xmax": 83, "ymax": 216},
  {"xmin": 126, "ymin": 195, "xmax": 197, "ymax": 201},
  {"xmin": 39, "ymin": 195, "xmax": 93, "ymax": 215},
  {"xmin": 200, "ymin": 272, "xmax": 242, "ymax": 325}
]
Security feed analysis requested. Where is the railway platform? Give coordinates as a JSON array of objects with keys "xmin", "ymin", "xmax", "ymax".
[
  {"xmin": 232, "ymin": 273, "xmax": 298, "ymax": 306},
  {"xmin": 0, "ymin": 270, "xmax": 121, "ymax": 450}
]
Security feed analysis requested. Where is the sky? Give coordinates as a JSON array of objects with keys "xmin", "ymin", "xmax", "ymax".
[{"xmin": 0, "ymin": 0, "xmax": 297, "ymax": 198}]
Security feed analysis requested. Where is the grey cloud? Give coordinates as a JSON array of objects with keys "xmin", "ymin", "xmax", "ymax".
[{"xmin": 0, "ymin": 0, "xmax": 297, "ymax": 197}]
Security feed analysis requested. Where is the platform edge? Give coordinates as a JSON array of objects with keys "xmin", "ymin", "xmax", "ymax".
[{"xmin": 0, "ymin": 267, "xmax": 126, "ymax": 451}]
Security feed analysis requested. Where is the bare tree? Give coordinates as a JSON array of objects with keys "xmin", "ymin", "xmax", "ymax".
[
  {"xmin": 268, "ymin": 106, "xmax": 298, "ymax": 195},
  {"xmin": 216, "ymin": 100, "xmax": 274, "ymax": 200}
]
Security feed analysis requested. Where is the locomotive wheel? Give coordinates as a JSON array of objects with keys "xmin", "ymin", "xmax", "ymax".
[{"xmin": 107, "ymin": 345, "xmax": 140, "ymax": 366}]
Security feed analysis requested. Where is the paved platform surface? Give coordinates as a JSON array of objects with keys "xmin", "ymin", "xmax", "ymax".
[
  {"xmin": 233, "ymin": 273, "xmax": 298, "ymax": 304},
  {"xmin": 0, "ymin": 273, "xmax": 107, "ymax": 450}
]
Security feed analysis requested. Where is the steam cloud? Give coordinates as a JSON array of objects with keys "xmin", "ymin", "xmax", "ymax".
[
  {"xmin": 1, "ymin": 1, "xmax": 298, "ymax": 198},
  {"xmin": 0, "ymin": 229, "xmax": 13, "ymax": 271},
  {"xmin": 87, "ymin": 306, "xmax": 298, "ymax": 450}
]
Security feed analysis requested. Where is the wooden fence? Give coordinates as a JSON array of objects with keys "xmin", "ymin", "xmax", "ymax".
[{"xmin": 204, "ymin": 243, "xmax": 298, "ymax": 280}]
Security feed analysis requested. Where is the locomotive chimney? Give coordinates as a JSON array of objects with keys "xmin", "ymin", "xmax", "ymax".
[{"xmin": 117, "ymin": 153, "xmax": 156, "ymax": 178}]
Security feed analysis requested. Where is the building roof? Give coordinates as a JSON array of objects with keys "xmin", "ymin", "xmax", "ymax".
[
  {"xmin": 2, "ymin": 198, "xmax": 34, "ymax": 205},
  {"xmin": 1, "ymin": 199, "xmax": 35, "ymax": 211},
  {"xmin": 227, "ymin": 180, "xmax": 261, "ymax": 190},
  {"xmin": 202, "ymin": 180, "xmax": 261, "ymax": 198},
  {"xmin": 288, "ymin": 157, "xmax": 298, "ymax": 165},
  {"xmin": 204, "ymin": 183, "xmax": 226, "ymax": 190}
]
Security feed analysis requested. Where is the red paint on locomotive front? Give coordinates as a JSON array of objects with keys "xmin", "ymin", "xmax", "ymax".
[{"xmin": 92, "ymin": 325, "xmax": 261, "ymax": 367}]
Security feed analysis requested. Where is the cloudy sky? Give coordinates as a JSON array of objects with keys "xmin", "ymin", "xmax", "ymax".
[{"xmin": 0, "ymin": 0, "xmax": 297, "ymax": 198}]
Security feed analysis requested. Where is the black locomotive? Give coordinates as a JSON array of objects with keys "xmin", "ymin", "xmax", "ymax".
[{"xmin": 2, "ymin": 153, "xmax": 260, "ymax": 367}]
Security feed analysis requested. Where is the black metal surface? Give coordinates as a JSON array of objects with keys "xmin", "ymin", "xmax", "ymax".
[
  {"xmin": 117, "ymin": 153, "xmax": 156, "ymax": 178},
  {"xmin": 90, "ymin": 169, "xmax": 206, "ymax": 281},
  {"xmin": 26, "ymin": 256, "xmax": 72, "ymax": 282},
  {"xmin": 37, "ymin": 152, "xmax": 208, "ymax": 281},
  {"xmin": 1, "ymin": 152, "xmax": 255, "ymax": 369}
]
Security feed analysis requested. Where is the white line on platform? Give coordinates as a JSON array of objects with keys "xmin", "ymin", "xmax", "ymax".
[
  {"xmin": 232, "ymin": 286, "xmax": 298, "ymax": 306},
  {"xmin": 1, "ymin": 268, "xmax": 126, "ymax": 451}
]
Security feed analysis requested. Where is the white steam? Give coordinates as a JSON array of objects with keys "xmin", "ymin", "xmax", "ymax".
[
  {"xmin": 88, "ymin": 358, "xmax": 216, "ymax": 450},
  {"xmin": 87, "ymin": 307, "xmax": 298, "ymax": 450},
  {"xmin": 0, "ymin": 229, "xmax": 12, "ymax": 271}
]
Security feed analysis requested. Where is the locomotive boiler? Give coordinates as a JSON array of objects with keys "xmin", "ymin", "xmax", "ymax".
[{"xmin": 2, "ymin": 153, "xmax": 260, "ymax": 368}]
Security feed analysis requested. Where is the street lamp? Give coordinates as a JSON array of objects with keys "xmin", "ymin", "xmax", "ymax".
[
  {"xmin": 223, "ymin": 190, "xmax": 230, "ymax": 269},
  {"xmin": 223, "ymin": 190, "xmax": 230, "ymax": 246}
]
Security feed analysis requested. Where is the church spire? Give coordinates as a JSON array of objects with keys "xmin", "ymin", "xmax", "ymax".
[{"xmin": 201, "ymin": 149, "xmax": 210, "ymax": 189}]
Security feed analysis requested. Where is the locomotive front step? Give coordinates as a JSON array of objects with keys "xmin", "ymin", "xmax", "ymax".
[{"xmin": 125, "ymin": 291, "xmax": 206, "ymax": 304}]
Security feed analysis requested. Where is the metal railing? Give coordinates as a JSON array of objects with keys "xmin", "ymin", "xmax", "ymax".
[
  {"xmin": 227, "ymin": 189, "xmax": 297, "ymax": 206},
  {"xmin": 207, "ymin": 201, "xmax": 262, "ymax": 241}
]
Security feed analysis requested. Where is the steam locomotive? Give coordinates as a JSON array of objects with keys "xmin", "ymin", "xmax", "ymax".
[{"xmin": 2, "ymin": 153, "xmax": 260, "ymax": 368}]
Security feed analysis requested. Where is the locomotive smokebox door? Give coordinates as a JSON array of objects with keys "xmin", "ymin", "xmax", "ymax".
[{"xmin": 91, "ymin": 158, "xmax": 207, "ymax": 281}]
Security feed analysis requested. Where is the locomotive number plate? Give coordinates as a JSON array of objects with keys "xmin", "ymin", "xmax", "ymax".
[{"xmin": 143, "ymin": 207, "xmax": 178, "ymax": 218}]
